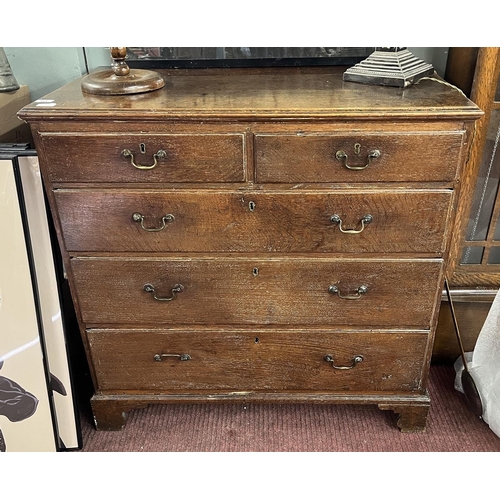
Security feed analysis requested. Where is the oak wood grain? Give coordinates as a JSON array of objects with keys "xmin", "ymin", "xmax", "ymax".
[
  {"xmin": 87, "ymin": 328, "xmax": 428, "ymax": 393},
  {"xmin": 55, "ymin": 189, "xmax": 453, "ymax": 254},
  {"xmin": 447, "ymin": 48, "xmax": 500, "ymax": 283},
  {"xmin": 70, "ymin": 256, "xmax": 443, "ymax": 328},
  {"xmin": 18, "ymin": 65, "xmax": 481, "ymax": 432},
  {"xmin": 255, "ymin": 131, "xmax": 466, "ymax": 183},
  {"xmin": 18, "ymin": 67, "xmax": 482, "ymax": 122},
  {"xmin": 38, "ymin": 132, "xmax": 246, "ymax": 183}
]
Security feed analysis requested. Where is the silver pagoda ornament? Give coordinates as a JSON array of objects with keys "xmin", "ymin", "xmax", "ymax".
[{"xmin": 343, "ymin": 47, "xmax": 434, "ymax": 88}]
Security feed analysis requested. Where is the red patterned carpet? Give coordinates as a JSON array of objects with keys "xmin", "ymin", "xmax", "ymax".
[{"xmin": 76, "ymin": 364, "xmax": 500, "ymax": 452}]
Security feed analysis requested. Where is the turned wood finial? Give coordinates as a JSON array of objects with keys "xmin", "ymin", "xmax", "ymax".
[
  {"xmin": 81, "ymin": 47, "xmax": 165, "ymax": 95},
  {"xmin": 110, "ymin": 47, "xmax": 130, "ymax": 76}
]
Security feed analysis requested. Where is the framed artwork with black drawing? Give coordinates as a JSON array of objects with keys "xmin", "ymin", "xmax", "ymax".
[
  {"xmin": 0, "ymin": 153, "xmax": 57, "ymax": 452},
  {"xmin": 0, "ymin": 148, "xmax": 81, "ymax": 451}
]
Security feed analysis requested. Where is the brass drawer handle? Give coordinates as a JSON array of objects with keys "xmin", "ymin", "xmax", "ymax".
[
  {"xmin": 132, "ymin": 212, "xmax": 175, "ymax": 232},
  {"xmin": 335, "ymin": 149, "xmax": 381, "ymax": 170},
  {"xmin": 324, "ymin": 354, "xmax": 364, "ymax": 370},
  {"xmin": 329, "ymin": 284, "xmax": 368, "ymax": 300},
  {"xmin": 330, "ymin": 214, "xmax": 372, "ymax": 234},
  {"xmin": 143, "ymin": 283, "xmax": 184, "ymax": 301},
  {"xmin": 121, "ymin": 148, "xmax": 167, "ymax": 170},
  {"xmin": 154, "ymin": 353, "xmax": 191, "ymax": 362}
]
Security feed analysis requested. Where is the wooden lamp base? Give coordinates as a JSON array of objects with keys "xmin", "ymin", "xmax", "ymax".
[{"xmin": 81, "ymin": 47, "xmax": 165, "ymax": 95}]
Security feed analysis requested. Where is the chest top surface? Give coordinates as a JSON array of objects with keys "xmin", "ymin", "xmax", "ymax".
[{"xmin": 19, "ymin": 66, "xmax": 482, "ymax": 123}]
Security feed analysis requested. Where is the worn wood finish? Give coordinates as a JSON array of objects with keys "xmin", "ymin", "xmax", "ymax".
[
  {"xmin": 90, "ymin": 397, "xmax": 147, "ymax": 431},
  {"xmin": 87, "ymin": 329, "xmax": 428, "ymax": 393},
  {"xmin": 255, "ymin": 132, "xmax": 465, "ymax": 184},
  {"xmin": 81, "ymin": 48, "xmax": 165, "ymax": 96},
  {"xmin": 433, "ymin": 297, "xmax": 493, "ymax": 363},
  {"xmin": 444, "ymin": 48, "xmax": 480, "ymax": 98},
  {"xmin": 71, "ymin": 257, "xmax": 443, "ymax": 328},
  {"xmin": 447, "ymin": 48, "xmax": 500, "ymax": 285},
  {"xmin": 452, "ymin": 271, "xmax": 500, "ymax": 287},
  {"xmin": 18, "ymin": 67, "xmax": 480, "ymax": 122},
  {"xmin": 90, "ymin": 393, "xmax": 432, "ymax": 432},
  {"xmin": 37, "ymin": 132, "xmax": 246, "ymax": 183},
  {"xmin": 55, "ymin": 189, "xmax": 453, "ymax": 254},
  {"xmin": 19, "ymin": 66, "xmax": 481, "ymax": 432},
  {"xmin": 378, "ymin": 403, "xmax": 430, "ymax": 433}
]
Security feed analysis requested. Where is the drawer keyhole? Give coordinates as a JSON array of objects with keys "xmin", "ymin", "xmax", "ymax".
[
  {"xmin": 248, "ymin": 201, "xmax": 256, "ymax": 212},
  {"xmin": 140, "ymin": 143, "xmax": 146, "ymax": 154}
]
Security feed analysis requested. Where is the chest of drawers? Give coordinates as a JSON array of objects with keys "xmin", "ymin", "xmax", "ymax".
[{"xmin": 19, "ymin": 67, "xmax": 481, "ymax": 432}]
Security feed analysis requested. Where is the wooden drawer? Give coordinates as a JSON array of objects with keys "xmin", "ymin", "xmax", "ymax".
[
  {"xmin": 88, "ymin": 328, "xmax": 428, "ymax": 393},
  {"xmin": 37, "ymin": 133, "xmax": 246, "ymax": 183},
  {"xmin": 71, "ymin": 257, "xmax": 443, "ymax": 328},
  {"xmin": 255, "ymin": 132, "xmax": 465, "ymax": 183},
  {"xmin": 55, "ymin": 189, "xmax": 452, "ymax": 254}
]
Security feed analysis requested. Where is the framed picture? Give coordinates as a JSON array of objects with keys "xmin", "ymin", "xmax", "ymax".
[
  {"xmin": 0, "ymin": 151, "xmax": 57, "ymax": 451},
  {"xmin": 126, "ymin": 47, "xmax": 374, "ymax": 69},
  {"xmin": 0, "ymin": 146, "xmax": 81, "ymax": 451}
]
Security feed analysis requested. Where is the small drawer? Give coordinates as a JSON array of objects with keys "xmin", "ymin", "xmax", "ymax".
[
  {"xmin": 71, "ymin": 256, "xmax": 443, "ymax": 328},
  {"xmin": 255, "ymin": 132, "xmax": 465, "ymax": 183},
  {"xmin": 37, "ymin": 133, "xmax": 246, "ymax": 183},
  {"xmin": 55, "ymin": 189, "xmax": 452, "ymax": 254},
  {"xmin": 88, "ymin": 328, "xmax": 428, "ymax": 393}
]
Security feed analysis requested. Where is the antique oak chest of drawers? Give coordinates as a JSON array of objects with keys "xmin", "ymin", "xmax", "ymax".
[{"xmin": 19, "ymin": 67, "xmax": 481, "ymax": 432}]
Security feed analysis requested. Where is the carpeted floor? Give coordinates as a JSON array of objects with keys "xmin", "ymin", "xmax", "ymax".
[{"xmin": 76, "ymin": 364, "xmax": 500, "ymax": 452}]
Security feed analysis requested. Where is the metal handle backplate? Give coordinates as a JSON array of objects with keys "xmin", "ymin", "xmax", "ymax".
[
  {"xmin": 329, "ymin": 284, "xmax": 368, "ymax": 300},
  {"xmin": 154, "ymin": 353, "xmax": 191, "ymax": 362},
  {"xmin": 143, "ymin": 283, "xmax": 184, "ymax": 301},
  {"xmin": 324, "ymin": 354, "xmax": 364, "ymax": 370},
  {"xmin": 335, "ymin": 149, "xmax": 381, "ymax": 170},
  {"xmin": 133, "ymin": 212, "xmax": 175, "ymax": 232},
  {"xmin": 122, "ymin": 148, "xmax": 167, "ymax": 170},
  {"xmin": 330, "ymin": 214, "xmax": 373, "ymax": 234}
]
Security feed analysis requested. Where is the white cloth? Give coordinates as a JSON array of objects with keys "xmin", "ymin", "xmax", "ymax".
[{"xmin": 455, "ymin": 289, "xmax": 500, "ymax": 437}]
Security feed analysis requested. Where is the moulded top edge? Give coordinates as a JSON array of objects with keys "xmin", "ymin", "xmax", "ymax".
[
  {"xmin": 18, "ymin": 66, "xmax": 483, "ymax": 123},
  {"xmin": 18, "ymin": 108, "xmax": 484, "ymax": 123}
]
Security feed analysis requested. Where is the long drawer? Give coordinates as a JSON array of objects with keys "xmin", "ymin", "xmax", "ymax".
[
  {"xmin": 255, "ymin": 132, "xmax": 465, "ymax": 183},
  {"xmin": 88, "ymin": 328, "xmax": 428, "ymax": 393},
  {"xmin": 37, "ymin": 133, "xmax": 246, "ymax": 183},
  {"xmin": 56, "ymin": 189, "xmax": 453, "ymax": 254},
  {"xmin": 71, "ymin": 257, "xmax": 443, "ymax": 328}
]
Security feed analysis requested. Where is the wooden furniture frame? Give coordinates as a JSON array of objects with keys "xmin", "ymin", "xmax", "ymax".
[
  {"xmin": 447, "ymin": 47, "xmax": 500, "ymax": 287},
  {"xmin": 20, "ymin": 66, "xmax": 481, "ymax": 433}
]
